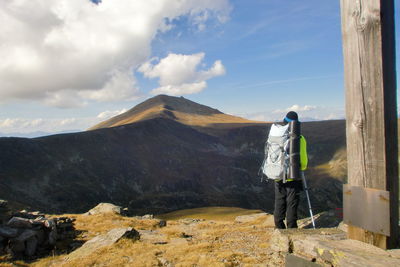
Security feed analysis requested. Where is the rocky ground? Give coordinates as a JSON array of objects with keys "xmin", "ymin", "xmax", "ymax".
[{"xmin": 1, "ymin": 203, "xmax": 399, "ymax": 267}]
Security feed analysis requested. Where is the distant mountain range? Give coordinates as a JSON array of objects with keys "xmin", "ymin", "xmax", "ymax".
[
  {"xmin": 0, "ymin": 95, "xmax": 346, "ymax": 216},
  {"xmin": 0, "ymin": 130, "xmax": 81, "ymax": 138}
]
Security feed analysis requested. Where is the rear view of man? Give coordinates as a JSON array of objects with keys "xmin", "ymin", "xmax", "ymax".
[{"xmin": 261, "ymin": 111, "xmax": 308, "ymax": 229}]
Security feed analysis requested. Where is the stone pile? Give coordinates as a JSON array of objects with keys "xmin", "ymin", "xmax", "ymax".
[
  {"xmin": 0, "ymin": 200, "xmax": 76, "ymax": 259},
  {"xmin": 0, "ymin": 200, "xmax": 11, "ymax": 224}
]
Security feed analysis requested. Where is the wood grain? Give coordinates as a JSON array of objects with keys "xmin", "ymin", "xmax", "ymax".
[{"xmin": 340, "ymin": 0, "xmax": 398, "ymax": 249}]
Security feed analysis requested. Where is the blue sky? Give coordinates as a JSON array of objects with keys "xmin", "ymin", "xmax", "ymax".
[{"xmin": 0, "ymin": 0, "xmax": 398, "ymax": 135}]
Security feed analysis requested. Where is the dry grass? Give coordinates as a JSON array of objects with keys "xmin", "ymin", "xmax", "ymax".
[
  {"xmin": 156, "ymin": 206, "xmax": 264, "ymax": 221},
  {"xmin": 7, "ymin": 207, "xmax": 275, "ymax": 267},
  {"xmin": 172, "ymin": 111, "xmax": 264, "ymax": 127}
]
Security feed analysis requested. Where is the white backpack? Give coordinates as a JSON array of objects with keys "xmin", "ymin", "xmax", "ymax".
[{"xmin": 261, "ymin": 123, "xmax": 290, "ymax": 181}]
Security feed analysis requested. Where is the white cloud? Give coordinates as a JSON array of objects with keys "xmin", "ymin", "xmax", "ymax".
[
  {"xmin": 0, "ymin": 107, "xmax": 131, "ymax": 135},
  {"xmin": 0, "ymin": 117, "xmax": 87, "ymax": 134},
  {"xmin": 139, "ymin": 53, "xmax": 226, "ymax": 96},
  {"xmin": 246, "ymin": 114, "xmax": 267, "ymax": 122},
  {"xmin": 240, "ymin": 106, "xmax": 344, "ymax": 122},
  {"xmin": 0, "ymin": 0, "xmax": 230, "ymax": 107},
  {"xmin": 151, "ymin": 81, "xmax": 207, "ymax": 96},
  {"xmin": 273, "ymin": 104, "xmax": 317, "ymax": 113},
  {"xmin": 79, "ymin": 70, "xmax": 140, "ymax": 102},
  {"xmin": 97, "ymin": 108, "xmax": 128, "ymax": 120},
  {"xmin": 44, "ymin": 90, "xmax": 87, "ymax": 109}
]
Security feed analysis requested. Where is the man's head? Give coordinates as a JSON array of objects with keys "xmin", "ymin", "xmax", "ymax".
[{"xmin": 283, "ymin": 111, "xmax": 298, "ymax": 124}]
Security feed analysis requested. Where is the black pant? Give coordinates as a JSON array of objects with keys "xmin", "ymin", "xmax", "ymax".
[{"xmin": 274, "ymin": 180, "xmax": 302, "ymax": 229}]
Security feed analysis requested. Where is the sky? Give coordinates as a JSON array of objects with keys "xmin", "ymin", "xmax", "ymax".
[{"xmin": 0, "ymin": 0, "xmax": 399, "ymax": 136}]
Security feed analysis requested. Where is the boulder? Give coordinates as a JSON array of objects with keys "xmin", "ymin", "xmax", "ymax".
[
  {"xmin": 66, "ymin": 227, "xmax": 139, "ymax": 261},
  {"xmin": 85, "ymin": 203, "xmax": 122, "ymax": 215},
  {"xmin": 0, "ymin": 226, "xmax": 19, "ymax": 238}
]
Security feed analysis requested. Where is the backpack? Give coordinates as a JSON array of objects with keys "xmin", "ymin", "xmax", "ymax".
[{"xmin": 260, "ymin": 123, "xmax": 290, "ymax": 181}]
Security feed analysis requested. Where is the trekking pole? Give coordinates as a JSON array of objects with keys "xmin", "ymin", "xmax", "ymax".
[{"xmin": 301, "ymin": 171, "xmax": 315, "ymax": 229}]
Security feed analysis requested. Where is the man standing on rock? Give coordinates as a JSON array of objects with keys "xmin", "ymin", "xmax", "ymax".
[{"xmin": 261, "ymin": 111, "xmax": 308, "ymax": 229}]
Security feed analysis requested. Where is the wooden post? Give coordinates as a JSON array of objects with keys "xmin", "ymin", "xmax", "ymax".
[{"xmin": 340, "ymin": 0, "xmax": 398, "ymax": 249}]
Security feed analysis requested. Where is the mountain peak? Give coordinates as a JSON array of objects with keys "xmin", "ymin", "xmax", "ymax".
[
  {"xmin": 139, "ymin": 95, "xmax": 223, "ymax": 116},
  {"xmin": 89, "ymin": 95, "xmax": 262, "ymax": 130}
]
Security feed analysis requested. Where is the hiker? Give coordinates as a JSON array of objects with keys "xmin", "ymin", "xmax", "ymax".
[{"xmin": 261, "ymin": 111, "xmax": 308, "ymax": 229}]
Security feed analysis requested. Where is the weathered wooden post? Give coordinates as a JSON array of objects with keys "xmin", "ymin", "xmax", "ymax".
[{"xmin": 340, "ymin": 0, "xmax": 398, "ymax": 249}]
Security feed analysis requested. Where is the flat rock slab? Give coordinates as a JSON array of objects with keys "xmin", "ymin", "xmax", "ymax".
[
  {"xmin": 270, "ymin": 228, "xmax": 400, "ymax": 266},
  {"xmin": 138, "ymin": 230, "xmax": 168, "ymax": 245},
  {"xmin": 66, "ymin": 227, "xmax": 139, "ymax": 261},
  {"xmin": 270, "ymin": 228, "xmax": 346, "ymax": 254}
]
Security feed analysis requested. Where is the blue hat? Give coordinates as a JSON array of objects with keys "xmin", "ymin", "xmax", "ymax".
[{"xmin": 284, "ymin": 111, "xmax": 298, "ymax": 123}]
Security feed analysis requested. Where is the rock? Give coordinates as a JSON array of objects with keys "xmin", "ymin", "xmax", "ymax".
[
  {"xmin": 269, "ymin": 228, "xmax": 400, "ymax": 266},
  {"xmin": 388, "ymin": 249, "xmax": 400, "ymax": 259},
  {"xmin": 285, "ymin": 254, "xmax": 321, "ymax": 267},
  {"xmin": 158, "ymin": 220, "xmax": 167, "ymax": 228},
  {"xmin": 312, "ymin": 239, "xmax": 400, "ymax": 266},
  {"xmin": 142, "ymin": 214, "xmax": 154, "ymax": 219},
  {"xmin": 122, "ymin": 207, "xmax": 129, "ymax": 216},
  {"xmin": 48, "ymin": 226, "xmax": 57, "ymax": 246},
  {"xmin": 0, "ymin": 199, "xmax": 8, "ymax": 208},
  {"xmin": 85, "ymin": 203, "xmax": 122, "ymax": 215},
  {"xmin": 12, "ymin": 211, "xmax": 44, "ymax": 220},
  {"xmin": 337, "ymin": 221, "xmax": 348, "ymax": 232},
  {"xmin": 0, "ymin": 226, "xmax": 19, "ymax": 238},
  {"xmin": 66, "ymin": 227, "xmax": 139, "ymax": 261},
  {"xmin": 158, "ymin": 257, "xmax": 174, "ymax": 267},
  {"xmin": 25, "ymin": 236, "xmax": 38, "ymax": 256},
  {"xmin": 270, "ymin": 229, "xmax": 292, "ymax": 253},
  {"xmin": 9, "ymin": 238, "xmax": 25, "ymax": 253},
  {"xmin": 14, "ymin": 229, "xmax": 37, "ymax": 242},
  {"xmin": 7, "ymin": 217, "xmax": 33, "ymax": 228},
  {"xmin": 35, "ymin": 229, "xmax": 45, "ymax": 244},
  {"xmin": 138, "ymin": 230, "xmax": 168, "ymax": 245}
]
